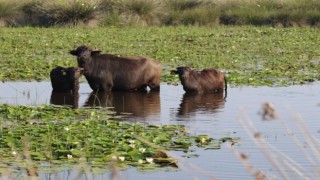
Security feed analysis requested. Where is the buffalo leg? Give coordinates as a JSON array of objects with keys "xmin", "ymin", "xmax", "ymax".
[
  {"xmin": 148, "ymin": 82, "xmax": 160, "ymax": 91},
  {"xmin": 148, "ymin": 77, "xmax": 161, "ymax": 91},
  {"xmin": 137, "ymin": 85, "xmax": 148, "ymax": 92}
]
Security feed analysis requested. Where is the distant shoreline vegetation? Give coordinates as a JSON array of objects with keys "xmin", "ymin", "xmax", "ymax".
[{"xmin": 1, "ymin": 0, "xmax": 320, "ymax": 27}]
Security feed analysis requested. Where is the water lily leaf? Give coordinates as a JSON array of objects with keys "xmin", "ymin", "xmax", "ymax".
[
  {"xmin": 55, "ymin": 150, "xmax": 70, "ymax": 157},
  {"xmin": 128, "ymin": 150, "xmax": 143, "ymax": 161},
  {"xmin": 195, "ymin": 135, "xmax": 212, "ymax": 144},
  {"xmin": 70, "ymin": 149, "xmax": 82, "ymax": 157},
  {"xmin": 162, "ymin": 125, "xmax": 184, "ymax": 131},
  {"xmin": 0, "ymin": 104, "xmax": 228, "ymax": 173},
  {"xmin": 30, "ymin": 152, "xmax": 47, "ymax": 161},
  {"xmin": 147, "ymin": 125, "xmax": 160, "ymax": 129},
  {"xmin": 182, "ymin": 154, "xmax": 199, "ymax": 158},
  {"xmin": 133, "ymin": 124, "xmax": 144, "ymax": 132},
  {"xmin": 119, "ymin": 144, "xmax": 133, "ymax": 152},
  {"xmin": 219, "ymin": 137, "xmax": 234, "ymax": 142},
  {"xmin": 204, "ymin": 141, "xmax": 221, "ymax": 149}
]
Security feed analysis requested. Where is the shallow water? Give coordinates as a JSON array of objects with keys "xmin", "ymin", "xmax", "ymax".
[{"xmin": 0, "ymin": 81, "xmax": 319, "ymax": 179}]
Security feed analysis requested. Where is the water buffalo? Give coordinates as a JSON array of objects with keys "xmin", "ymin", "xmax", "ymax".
[
  {"xmin": 171, "ymin": 66, "xmax": 227, "ymax": 95},
  {"xmin": 50, "ymin": 66, "xmax": 83, "ymax": 93},
  {"xmin": 69, "ymin": 45, "xmax": 162, "ymax": 92}
]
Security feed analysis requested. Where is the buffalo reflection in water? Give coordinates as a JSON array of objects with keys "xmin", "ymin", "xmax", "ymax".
[
  {"xmin": 178, "ymin": 92, "xmax": 225, "ymax": 117},
  {"xmin": 84, "ymin": 91, "xmax": 160, "ymax": 118},
  {"xmin": 50, "ymin": 92, "xmax": 79, "ymax": 109}
]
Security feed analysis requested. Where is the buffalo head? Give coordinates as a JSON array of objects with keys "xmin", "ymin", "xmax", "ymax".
[
  {"xmin": 171, "ymin": 66, "xmax": 192, "ymax": 77},
  {"xmin": 50, "ymin": 66, "xmax": 84, "ymax": 93},
  {"xmin": 67, "ymin": 67, "xmax": 84, "ymax": 81},
  {"xmin": 69, "ymin": 45, "xmax": 101, "ymax": 67}
]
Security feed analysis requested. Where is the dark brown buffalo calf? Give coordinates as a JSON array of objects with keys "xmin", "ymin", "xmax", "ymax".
[
  {"xmin": 171, "ymin": 66, "xmax": 227, "ymax": 94},
  {"xmin": 50, "ymin": 66, "xmax": 83, "ymax": 93},
  {"xmin": 69, "ymin": 45, "xmax": 162, "ymax": 92}
]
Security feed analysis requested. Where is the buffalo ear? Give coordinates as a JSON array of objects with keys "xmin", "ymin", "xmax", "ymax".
[
  {"xmin": 69, "ymin": 50, "xmax": 78, "ymax": 56},
  {"xmin": 91, "ymin": 51, "xmax": 101, "ymax": 57}
]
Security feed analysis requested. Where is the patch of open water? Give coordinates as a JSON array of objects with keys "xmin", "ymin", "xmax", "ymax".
[{"xmin": 0, "ymin": 81, "xmax": 319, "ymax": 179}]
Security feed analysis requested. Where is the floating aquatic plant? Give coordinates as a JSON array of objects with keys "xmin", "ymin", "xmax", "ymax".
[
  {"xmin": 0, "ymin": 104, "xmax": 238, "ymax": 174},
  {"xmin": 0, "ymin": 27, "xmax": 319, "ymax": 86}
]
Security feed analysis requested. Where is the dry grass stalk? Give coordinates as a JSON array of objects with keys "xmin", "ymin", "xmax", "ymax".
[
  {"xmin": 109, "ymin": 158, "xmax": 121, "ymax": 180},
  {"xmin": 234, "ymin": 104, "xmax": 320, "ymax": 179},
  {"xmin": 226, "ymin": 143, "xmax": 272, "ymax": 179},
  {"xmin": 237, "ymin": 108, "xmax": 291, "ymax": 179},
  {"xmin": 22, "ymin": 136, "xmax": 39, "ymax": 179},
  {"xmin": 283, "ymin": 107, "xmax": 320, "ymax": 177}
]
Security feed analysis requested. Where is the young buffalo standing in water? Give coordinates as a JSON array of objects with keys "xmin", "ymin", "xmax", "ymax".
[
  {"xmin": 171, "ymin": 66, "xmax": 227, "ymax": 95},
  {"xmin": 50, "ymin": 66, "xmax": 83, "ymax": 94},
  {"xmin": 69, "ymin": 45, "xmax": 162, "ymax": 92}
]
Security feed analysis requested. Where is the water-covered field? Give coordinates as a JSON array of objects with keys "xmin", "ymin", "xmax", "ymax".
[
  {"xmin": 1, "ymin": 81, "xmax": 319, "ymax": 179},
  {"xmin": 0, "ymin": 26, "xmax": 319, "ymax": 179}
]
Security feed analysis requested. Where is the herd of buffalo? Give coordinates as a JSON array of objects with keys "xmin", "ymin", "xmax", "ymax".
[{"xmin": 50, "ymin": 45, "xmax": 227, "ymax": 96}]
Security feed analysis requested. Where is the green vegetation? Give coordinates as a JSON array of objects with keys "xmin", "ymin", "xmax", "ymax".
[
  {"xmin": 1, "ymin": 1, "xmax": 319, "ymax": 174},
  {"xmin": 0, "ymin": 104, "xmax": 236, "ymax": 173},
  {"xmin": 1, "ymin": 0, "xmax": 320, "ymax": 27},
  {"xmin": 0, "ymin": 26, "xmax": 319, "ymax": 86}
]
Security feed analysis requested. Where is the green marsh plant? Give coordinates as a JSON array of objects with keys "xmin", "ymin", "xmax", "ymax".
[
  {"xmin": 1, "ymin": 26, "xmax": 319, "ymax": 86},
  {"xmin": 0, "ymin": 104, "xmax": 237, "ymax": 175}
]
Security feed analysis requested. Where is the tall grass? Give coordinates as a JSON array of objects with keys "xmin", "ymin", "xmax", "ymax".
[
  {"xmin": 41, "ymin": 0, "xmax": 102, "ymax": 27},
  {"xmin": 117, "ymin": 0, "xmax": 165, "ymax": 26},
  {"xmin": 1, "ymin": 0, "xmax": 320, "ymax": 27},
  {"xmin": 166, "ymin": 0, "xmax": 220, "ymax": 26},
  {"xmin": 0, "ymin": 0, "xmax": 22, "ymax": 26},
  {"xmin": 229, "ymin": 104, "xmax": 320, "ymax": 179}
]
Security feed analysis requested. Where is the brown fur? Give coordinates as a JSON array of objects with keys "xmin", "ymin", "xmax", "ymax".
[
  {"xmin": 69, "ymin": 45, "xmax": 162, "ymax": 92},
  {"xmin": 50, "ymin": 66, "xmax": 83, "ymax": 93},
  {"xmin": 171, "ymin": 66, "xmax": 227, "ymax": 94}
]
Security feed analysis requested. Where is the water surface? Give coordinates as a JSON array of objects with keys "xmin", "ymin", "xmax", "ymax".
[{"xmin": 0, "ymin": 81, "xmax": 319, "ymax": 179}]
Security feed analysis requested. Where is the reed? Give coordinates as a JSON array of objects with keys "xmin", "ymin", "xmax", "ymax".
[
  {"xmin": 230, "ymin": 103, "xmax": 320, "ymax": 179},
  {"xmin": 0, "ymin": 0, "xmax": 22, "ymax": 26},
  {"xmin": 1, "ymin": 0, "xmax": 320, "ymax": 27}
]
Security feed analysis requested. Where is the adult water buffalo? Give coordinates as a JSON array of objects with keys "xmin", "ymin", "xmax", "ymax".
[
  {"xmin": 50, "ymin": 66, "xmax": 83, "ymax": 93},
  {"xmin": 69, "ymin": 45, "xmax": 162, "ymax": 92},
  {"xmin": 171, "ymin": 66, "xmax": 227, "ymax": 95}
]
